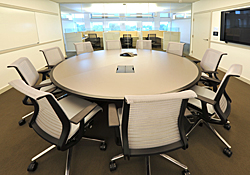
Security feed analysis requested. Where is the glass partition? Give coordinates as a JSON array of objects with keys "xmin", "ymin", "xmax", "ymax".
[{"xmin": 60, "ymin": 3, "xmax": 192, "ymax": 54}]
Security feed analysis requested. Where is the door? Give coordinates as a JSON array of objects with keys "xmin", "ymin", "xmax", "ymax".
[{"xmin": 192, "ymin": 12, "xmax": 211, "ymax": 60}]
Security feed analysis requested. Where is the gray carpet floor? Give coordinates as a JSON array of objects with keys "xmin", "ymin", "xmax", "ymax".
[{"xmin": 1, "ymin": 53, "xmax": 250, "ymax": 175}]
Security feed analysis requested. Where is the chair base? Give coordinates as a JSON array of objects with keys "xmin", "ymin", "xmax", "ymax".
[
  {"xmin": 186, "ymin": 118, "xmax": 232, "ymax": 157},
  {"xmin": 19, "ymin": 111, "xmax": 34, "ymax": 126},
  {"xmin": 110, "ymin": 153, "xmax": 189, "ymax": 175},
  {"xmin": 28, "ymin": 136, "xmax": 106, "ymax": 174}
]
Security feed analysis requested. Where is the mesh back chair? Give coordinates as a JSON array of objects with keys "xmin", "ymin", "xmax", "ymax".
[
  {"xmin": 108, "ymin": 90, "xmax": 197, "ymax": 175},
  {"xmin": 106, "ymin": 40, "xmax": 122, "ymax": 50},
  {"xmin": 146, "ymin": 34, "xmax": 161, "ymax": 48},
  {"xmin": 193, "ymin": 48, "xmax": 227, "ymax": 92},
  {"xmin": 88, "ymin": 33, "xmax": 101, "ymax": 48},
  {"xmin": 9, "ymin": 79, "xmax": 106, "ymax": 174},
  {"xmin": 7, "ymin": 57, "xmax": 59, "ymax": 125},
  {"xmin": 121, "ymin": 34, "xmax": 132, "ymax": 48},
  {"xmin": 136, "ymin": 40, "xmax": 152, "ymax": 50},
  {"xmin": 74, "ymin": 41, "xmax": 94, "ymax": 55},
  {"xmin": 40, "ymin": 47, "xmax": 65, "ymax": 70},
  {"xmin": 186, "ymin": 64, "xmax": 242, "ymax": 157},
  {"xmin": 166, "ymin": 42, "xmax": 185, "ymax": 57}
]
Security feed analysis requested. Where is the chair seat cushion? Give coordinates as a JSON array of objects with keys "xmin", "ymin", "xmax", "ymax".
[
  {"xmin": 40, "ymin": 79, "xmax": 58, "ymax": 92},
  {"xmin": 188, "ymin": 85, "xmax": 215, "ymax": 114},
  {"xmin": 59, "ymin": 95, "xmax": 101, "ymax": 140},
  {"xmin": 201, "ymin": 72, "xmax": 208, "ymax": 77}
]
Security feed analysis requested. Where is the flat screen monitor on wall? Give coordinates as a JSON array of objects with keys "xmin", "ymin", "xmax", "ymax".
[{"xmin": 221, "ymin": 7, "xmax": 250, "ymax": 46}]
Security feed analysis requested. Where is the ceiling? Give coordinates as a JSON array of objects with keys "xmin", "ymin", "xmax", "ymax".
[{"xmin": 60, "ymin": 3, "xmax": 193, "ymax": 14}]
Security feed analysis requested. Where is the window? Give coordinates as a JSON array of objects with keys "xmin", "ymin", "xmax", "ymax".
[
  {"xmin": 125, "ymin": 13, "xmax": 153, "ymax": 18},
  {"xmin": 160, "ymin": 13, "xmax": 170, "ymax": 18},
  {"xmin": 91, "ymin": 22, "xmax": 103, "ymax": 31},
  {"xmin": 125, "ymin": 21, "xmax": 137, "ymax": 31},
  {"xmin": 108, "ymin": 22, "xmax": 121, "ymax": 31},
  {"xmin": 76, "ymin": 22, "xmax": 85, "ymax": 32},
  {"xmin": 160, "ymin": 22, "xmax": 169, "ymax": 31},
  {"xmin": 142, "ymin": 22, "xmax": 153, "ymax": 31},
  {"xmin": 91, "ymin": 13, "xmax": 119, "ymax": 18}
]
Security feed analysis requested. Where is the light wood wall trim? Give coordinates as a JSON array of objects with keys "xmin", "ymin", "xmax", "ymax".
[
  {"xmin": 0, "ymin": 3, "xmax": 58, "ymax": 15},
  {"xmin": 0, "ymin": 39, "xmax": 62, "ymax": 55},
  {"xmin": 0, "ymin": 85, "xmax": 12, "ymax": 95},
  {"xmin": 218, "ymin": 67, "xmax": 250, "ymax": 85}
]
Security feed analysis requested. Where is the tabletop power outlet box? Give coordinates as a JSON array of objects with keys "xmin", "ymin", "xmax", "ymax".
[{"xmin": 116, "ymin": 65, "xmax": 135, "ymax": 73}]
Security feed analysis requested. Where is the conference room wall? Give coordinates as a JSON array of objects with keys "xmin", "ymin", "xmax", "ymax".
[
  {"xmin": 191, "ymin": 0, "xmax": 250, "ymax": 84},
  {"xmin": 0, "ymin": 0, "xmax": 65, "ymax": 93}
]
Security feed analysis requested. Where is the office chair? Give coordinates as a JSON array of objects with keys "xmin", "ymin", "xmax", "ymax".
[
  {"xmin": 7, "ymin": 57, "xmax": 59, "ymax": 125},
  {"xmin": 106, "ymin": 40, "xmax": 122, "ymax": 50},
  {"xmin": 39, "ymin": 46, "xmax": 66, "ymax": 71},
  {"xmin": 136, "ymin": 40, "xmax": 152, "ymax": 50},
  {"xmin": 193, "ymin": 48, "xmax": 227, "ymax": 92},
  {"xmin": 108, "ymin": 90, "xmax": 197, "ymax": 175},
  {"xmin": 121, "ymin": 34, "xmax": 132, "ymax": 48},
  {"xmin": 74, "ymin": 41, "xmax": 94, "ymax": 55},
  {"xmin": 88, "ymin": 33, "xmax": 101, "ymax": 48},
  {"xmin": 9, "ymin": 79, "xmax": 107, "ymax": 174},
  {"xmin": 146, "ymin": 34, "xmax": 161, "ymax": 48},
  {"xmin": 166, "ymin": 42, "xmax": 185, "ymax": 57},
  {"xmin": 186, "ymin": 64, "xmax": 242, "ymax": 157}
]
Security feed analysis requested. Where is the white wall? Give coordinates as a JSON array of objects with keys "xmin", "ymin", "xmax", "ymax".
[
  {"xmin": 172, "ymin": 19, "xmax": 191, "ymax": 43},
  {"xmin": 0, "ymin": 0, "xmax": 65, "ymax": 93},
  {"xmin": 191, "ymin": 0, "xmax": 250, "ymax": 84}
]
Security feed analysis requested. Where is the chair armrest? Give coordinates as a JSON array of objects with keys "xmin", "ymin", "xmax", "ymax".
[
  {"xmin": 201, "ymin": 76, "xmax": 221, "ymax": 84},
  {"xmin": 196, "ymin": 95, "xmax": 216, "ymax": 105},
  {"xmin": 38, "ymin": 69, "xmax": 51, "ymax": 73},
  {"xmin": 192, "ymin": 60, "xmax": 201, "ymax": 64},
  {"xmin": 202, "ymin": 70, "xmax": 218, "ymax": 74},
  {"xmin": 108, "ymin": 103, "xmax": 120, "ymax": 127},
  {"xmin": 70, "ymin": 103, "xmax": 98, "ymax": 124},
  {"xmin": 32, "ymin": 82, "xmax": 52, "ymax": 89},
  {"xmin": 45, "ymin": 65, "xmax": 56, "ymax": 69}
]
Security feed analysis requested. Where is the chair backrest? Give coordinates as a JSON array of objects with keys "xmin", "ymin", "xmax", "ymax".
[
  {"xmin": 40, "ymin": 47, "xmax": 65, "ymax": 67},
  {"xmin": 136, "ymin": 40, "xmax": 152, "ymax": 50},
  {"xmin": 123, "ymin": 34, "xmax": 131, "ymax": 38},
  {"xmin": 106, "ymin": 40, "xmax": 122, "ymax": 50},
  {"xmin": 148, "ymin": 34, "xmax": 156, "ymax": 39},
  {"xmin": 166, "ymin": 42, "xmax": 185, "ymax": 56},
  {"xmin": 8, "ymin": 57, "xmax": 39, "ymax": 86},
  {"xmin": 120, "ymin": 90, "xmax": 197, "ymax": 156},
  {"xmin": 213, "ymin": 64, "xmax": 242, "ymax": 122},
  {"xmin": 88, "ymin": 33, "xmax": 97, "ymax": 38},
  {"xmin": 74, "ymin": 42, "xmax": 94, "ymax": 55},
  {"xmin": 200, "ymin": 48, "xmax": 227, "ymax": 72},
  {"xmin": 9, "ymin": 79, "xmax": 71, "ymax": 150}
]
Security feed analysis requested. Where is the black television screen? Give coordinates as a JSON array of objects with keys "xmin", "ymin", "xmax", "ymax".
[{"xmin": 221, "ymin": 7, "xmax": 250, "ymax": 45}]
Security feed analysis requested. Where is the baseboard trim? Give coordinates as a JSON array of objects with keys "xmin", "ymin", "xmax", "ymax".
[
  {"xmin": 0, "ymin": 85, "xmax": 12, "ymax": 95},
  {"xmin": 218, "ymin": 67, "xmax": 250, "ymax": 85}
]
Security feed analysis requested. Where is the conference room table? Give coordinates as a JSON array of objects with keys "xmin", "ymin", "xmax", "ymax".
[{"xmin": 51, "ymin": 49, "xmax": 201, "ymax": 102}]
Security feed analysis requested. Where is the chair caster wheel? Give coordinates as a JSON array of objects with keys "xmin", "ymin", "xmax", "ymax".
[
  {"xmin": 224, "ymin": 123, "xmax": 231, "ymax": 130},
  {"xmin": 100, "ymin": 142, "xmax": 107, "ymax": 151},
  {"xmin": 27, "ymin": 161, "xmax": 38, "ymax": 172},
  {"xmin": 18, "ymin": 119, "xmax": 26, "ymax": 126},
  {"xmin": 182, "ymin": 169, "xmax": 191, "ymax": 175},
  {"xmin": 109, "ymin": 161, "xmax": 117, "ymax": 171},
  {"xmin": 223, "ymin": 147, "xmax": 232, "ymax": 157}
]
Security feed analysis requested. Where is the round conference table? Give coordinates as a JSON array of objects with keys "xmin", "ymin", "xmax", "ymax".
[{"xmin": 51, "ymin": 49, "xmax": 201, "ymax": 102}]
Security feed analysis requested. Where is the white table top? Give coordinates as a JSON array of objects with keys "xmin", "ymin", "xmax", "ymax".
[{"xmin": 51, "ymin": 49, "xmax": 201, "ymax": 101}]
